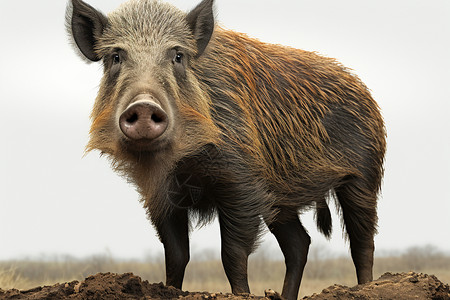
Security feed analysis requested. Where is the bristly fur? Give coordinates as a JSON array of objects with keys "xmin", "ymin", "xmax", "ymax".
[
  {"xmin": 67, "ymin": 0, "xmax": 386, "ymax": 298},
  {"xmin": 195, "ymin": 27, "xmax": 385, "ymax": 223}
]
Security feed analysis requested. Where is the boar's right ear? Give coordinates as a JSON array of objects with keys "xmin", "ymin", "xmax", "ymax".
[
  {"xmin": 186, "ymin": 0, "xmax": 215, "ymax": 58},
  {"xmin": 66, "ymin": 0, "xmax": 108, "ymax": 62}
]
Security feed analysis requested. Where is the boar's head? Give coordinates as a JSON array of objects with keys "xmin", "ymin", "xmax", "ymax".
[{"xmin": 67, "ymin": 0, "xmax": 218, "ymax": 166}]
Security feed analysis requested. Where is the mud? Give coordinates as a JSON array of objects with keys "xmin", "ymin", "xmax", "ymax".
[{"xmin": 0, "ymin": 271, "xmax": 448, "ymax": 299}]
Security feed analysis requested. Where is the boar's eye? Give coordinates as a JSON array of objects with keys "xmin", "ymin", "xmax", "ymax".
[
  {"xmin": 173, "ymin": 52, "xmax": 183, "ymax": 64},
  {"xmin": 109, "ymin": 51, "xmax": 124, "ymax": 77},
  {"xmin": 171, "ymin": 49, "xmax": 186, "ymax": 80},
  {"xmin": 112, "ymin": 53, "xmax": 121, "ymax": 65}
]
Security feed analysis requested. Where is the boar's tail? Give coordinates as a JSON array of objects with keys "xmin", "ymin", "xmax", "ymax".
[{"xmin": 315, "ymin": 199, "xmax": 332, "ymax": 238}]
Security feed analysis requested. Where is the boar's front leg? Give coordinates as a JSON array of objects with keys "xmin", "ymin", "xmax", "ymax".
[
  {"xmin": 154, "ymin": 208, "xmax": 190, "ymax": 289},
  {"xmin": 216, "ymin": 182, "xmax": 266, "ymax": 295},
  {"xmin": 218, "ymin": 210, "xmax": 252, "ymax": 294}
]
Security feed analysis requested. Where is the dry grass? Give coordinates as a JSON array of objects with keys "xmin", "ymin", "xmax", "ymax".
[{"xmin": 0, "ymin": 245, "xmax": 449, "ymax": 299}]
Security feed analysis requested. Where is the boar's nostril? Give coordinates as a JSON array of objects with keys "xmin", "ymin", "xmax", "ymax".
[
  {"xmin": 151, "ymin": 113, "xmax": 163, "ymax": 123},
  {"xmin": 126, "ymin": 113, "xmax": 139, "ymax": 124},
  {"xmin": 119, "ymin": 101, "xmax": 169, "ymax": 141}
]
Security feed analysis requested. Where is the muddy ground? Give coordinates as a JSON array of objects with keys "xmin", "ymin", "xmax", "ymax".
[{"xmin": 1, "ymin": 271, "xmax": 449, "ymax": 299}]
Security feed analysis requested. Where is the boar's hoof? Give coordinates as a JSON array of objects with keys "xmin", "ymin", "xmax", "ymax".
[{"xmin": 119, "ymin": 100, "xmax": 168, "ymax": 141}]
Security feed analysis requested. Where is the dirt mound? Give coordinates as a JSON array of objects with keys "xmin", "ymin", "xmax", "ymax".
[
  {"xmin": 0, "ymin": 272, "xmax": 448, "ymax": 300},
  {"xmin": 0, "ymin": 273, "xmax": 263, "ymax": 300},
  {"xmin": 303, "ymin": 272, "xmax": 450, "ymax": 300}
]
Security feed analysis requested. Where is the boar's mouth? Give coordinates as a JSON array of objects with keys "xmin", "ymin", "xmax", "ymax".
[{"xmin": 119, "ymin": 136, "xmax": 171, "ymax": 153}]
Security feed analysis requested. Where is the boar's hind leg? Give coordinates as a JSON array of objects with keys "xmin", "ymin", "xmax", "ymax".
[
  {"xmin": 267, "ymin": 209, "xmax": 310, "ymax": 300},
  {"xmin": 155, "ymin": 208, "xmax": 190, "ymax": 289},
  {"xmin": 336, "ymin": 179, "xmax": 377, "ymax": 284}
]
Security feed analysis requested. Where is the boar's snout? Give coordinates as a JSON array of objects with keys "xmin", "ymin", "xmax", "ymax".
[{"xmin": 119, "ymin": 97, "xmax": 169, "ymax": 142}]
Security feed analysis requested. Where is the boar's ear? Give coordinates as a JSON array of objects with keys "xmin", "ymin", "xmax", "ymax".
[
  {"xmin": 186, "ymin": 0, "xmax": 215, "ymax": 58},
  {"xmin": 66, "ymin": 0, "xmax": 108, "ymax": 62}
]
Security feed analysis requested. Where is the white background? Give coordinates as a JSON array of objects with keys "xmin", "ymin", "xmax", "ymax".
[{"xmin": 0, "ymin": 0, "xmax": 449, "ymax": 260}]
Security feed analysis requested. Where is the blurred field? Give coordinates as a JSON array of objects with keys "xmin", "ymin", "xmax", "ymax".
[{"xmin": 1, "ymin": 245, "xmax": 449, "ymax": 298}]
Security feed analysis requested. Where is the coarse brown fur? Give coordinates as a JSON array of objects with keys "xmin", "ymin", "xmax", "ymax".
[{"xmin": 67, "ymin": 0, "xmax": 386, "ymax": 299}]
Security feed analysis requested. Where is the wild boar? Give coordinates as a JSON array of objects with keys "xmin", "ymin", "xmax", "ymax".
[{"xmin": 66, "ymin": 0, "xmax": 386, "ymax": 299}]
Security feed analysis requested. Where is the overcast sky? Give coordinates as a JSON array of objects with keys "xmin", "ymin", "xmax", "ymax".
[{"xmin": 0, "ymin": 0, "xmax": 449, "ymax": 261}]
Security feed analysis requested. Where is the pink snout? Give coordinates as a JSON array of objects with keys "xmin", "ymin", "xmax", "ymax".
[{"xmin": 119, "ymin": 100, "xmax": 168, "ymax": 141}]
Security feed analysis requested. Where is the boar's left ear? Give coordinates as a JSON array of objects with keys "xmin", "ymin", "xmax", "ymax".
[
  {"xmin": 66, "ymin": 0, "xmax": 108, "ymax": 62},
  {"xmin": 186, "ymin": 0, "xmax": 215, "ymax": 58}
]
